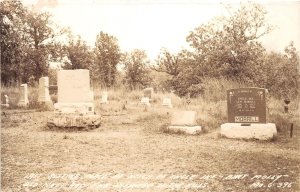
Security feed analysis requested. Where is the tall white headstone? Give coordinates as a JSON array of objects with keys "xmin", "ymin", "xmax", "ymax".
[
  {"xmin": 54, "ymin": 69, "xmax": 94, "ymax": 114},
  {"xmin": 18, "ymin": 84, "xmax": 29, "ymax": 107},
  {"xmin": 48, "ymin": 69, "xmax": 101, "ymax": 129},
  {"xmin": 38, "ymin": 77, "xmax": 51, "ymax": 103}
]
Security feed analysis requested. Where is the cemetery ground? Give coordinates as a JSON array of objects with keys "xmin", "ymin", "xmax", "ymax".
[{"xmin": 1, "ymin": 87, "xmax": 300, "ymax": 192}]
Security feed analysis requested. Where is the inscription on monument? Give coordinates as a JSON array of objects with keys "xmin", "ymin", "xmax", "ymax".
[{"xmin": 227, "ymin": 88, "xmax": 266, "ymax": 123}]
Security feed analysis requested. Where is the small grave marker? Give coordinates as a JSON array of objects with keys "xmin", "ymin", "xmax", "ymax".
[{"xmin": 18, "ymin": 84, "xmax": 29, "ymax": 107}]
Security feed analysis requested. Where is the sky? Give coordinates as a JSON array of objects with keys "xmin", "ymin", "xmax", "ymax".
[{"xmin": 22, "ymin": 0, "xmax": 300, "ymax": 60}]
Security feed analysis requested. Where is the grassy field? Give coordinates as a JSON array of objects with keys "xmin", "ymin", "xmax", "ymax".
[{"xmin": 1, "ymin": 84, "xmax": 299, "ymax": 192}]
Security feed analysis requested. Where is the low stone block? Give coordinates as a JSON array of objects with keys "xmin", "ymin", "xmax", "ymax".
[
  {"xmin": 171, "ymin": 110, "xmax": 197, "ymax": 126},
  {"xmin": 220, "ymin": 123, "xmax": 277, "ymax": 140},
  {"xmin": 47, "ymin": 114, "xmax": 101, "ymax": 129},
  {"xmin": 167, "ymin": 126, "xmax": 202, "ymax": 135}
]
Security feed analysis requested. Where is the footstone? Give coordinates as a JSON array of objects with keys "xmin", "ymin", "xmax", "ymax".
[
  {"xmin": 220, "ymin": 123, "xmax": 277, "ymax": 140},
  {"xmin": 168, "ymin": 110, "xmax": 202, "ymax": 135}
]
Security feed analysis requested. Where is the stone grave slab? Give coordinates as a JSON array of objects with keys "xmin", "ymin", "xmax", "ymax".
[{"xmin": 167, "ymin": 110, "xmax": 201, "ymax": 135}]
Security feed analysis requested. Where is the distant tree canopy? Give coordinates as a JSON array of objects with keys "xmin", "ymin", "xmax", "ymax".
[
  {"xmin": 93, "ymin": 31, "xmax": 121, "ymax": 87},
  {"xmin": 1, "ymin": 1, "xmax": 299, "ymax": 99},
  {"xmin": 122, "ymin": 49, "xmax": 152, "ymax": 90},
  {"xmin": 155, "ymin": 2, "xmax": 299, "ymax": 98}
]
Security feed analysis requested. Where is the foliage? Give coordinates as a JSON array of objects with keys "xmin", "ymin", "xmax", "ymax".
[
  {"xmin": 63, "ymin": 36, "xmax": 94, "ymax": 70},
  {"xmin": 93, "ymin": 31, "xmax": 121, "ymax": 87},
  {"xmin": 122, "ymin": 49, "xmax": 152, "ymax": 90},
  {"xmin": 0, "ymin": 0, "xmax": 27, "ymax": 85}
]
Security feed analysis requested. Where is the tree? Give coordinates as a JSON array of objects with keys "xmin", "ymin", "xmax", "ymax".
[
  {"xmin": 24, "ymin": 11, "xmax": 55, "ymax": 80},
  {"xmin": 186, "ymin": 2, "xmax": 272, "ymax": 81},
  {"xmin": 0, "ymin": 0, "xmax": 27, "ymax": 85},
  {"xmin": 94, "ymin": 31, "xmax": 121, "ymax": 87},
  {"xmin": 122, "ymin": 49, "xmax": 151, "ymax": 90},
  {"xmin": 63, "ymin": 36, "xmax": 94, "ymax": 70}
]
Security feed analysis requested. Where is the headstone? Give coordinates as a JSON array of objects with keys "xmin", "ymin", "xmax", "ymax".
[
  {"xmin": 167, "ymin": 110, "xmax": 202, "ymax": 135},
  {"xmin": 100, "ymin": 91, "xmax": 108, "ymax": 104},
  {"xmin": 221, "ymin": 87, "xmax": 276, "ymax": 140},
  {"xmin": 38, "ymin": 77, "xmax": 52, "ymax": 103},
  {"xmin": 48, "ymin": 69, "xmax": 101, "ymax": 129},
  {"xmin": 18, "ymin": 84, "xmax": 29, "ymax": 107},
  {"xmin": 141, "ymin": 97, "xmax": 150, "ymax": 107},
  {"xmin": 227, "ymin": 88, "xmax": 266, "ymax": 123},
  {"xmin": 54, "ymin": 69, "xmax": 94, "ymax": 114},
  {"xmin": 143, "ymin": 88, "xmax": 154, "ymax": 100},
  {"xmin": 162, "ymin": 97, "xmax": 172, "ymax": 108},
  {"xmin": 1, "ymin": 95, "xmax": 9, "ymax": 108}
]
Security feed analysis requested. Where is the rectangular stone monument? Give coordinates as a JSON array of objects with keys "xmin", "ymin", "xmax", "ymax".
[
  {"xmin": 48, "ymin": 69, "xmax": 101, "ymax": 129},
  {"xmin": 38, "ymin": 77, "xmax": 51, "ymax": 103},
  {"xmin": 18, "ymin": 84, "xmax": 29, "ymax": 107},
  {"xmin": 54, "ymin": 69, "xmax": 94, "ymax": 114},
  {"xmin": 162, "ymin": 97, "xmax": 172, "ymax": 108},
  {"xmin": 221, "ymin": 87, "xmax": 276, "ymax": 140},
  {"xmin": 143, "ymin": 88, "xmax": 154, "ymax": 100},
  {"xmin": 167, "ymin": 110, "xmax": 202, "ymax": 135}
]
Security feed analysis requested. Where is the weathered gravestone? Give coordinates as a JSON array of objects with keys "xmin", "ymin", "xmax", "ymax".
[
  {"xmin": 38, "ymin": 77, "xmax": 53, "ymax": 109},
  {"xmin": 1, "ymin": 95, "xmax": 9, "ymax": 108},
  {"xmin": 100, "ymin": 91, "xmax": 108, "ymax": 104},
  {"xmin": 18, "ymin": 84, "xmax": 29, "ymax": 107},
  {"xmin": 221, "ymin": 88, "xmax": 276, "ymax": 140},
  {"xmin": 167, "ymin": 111, "xmax": 202, "ymax": 135},
  {"xmin": 47, "ymin": 69, "xmax": 101, "ymax": 129},
  {"xmin": 162, "ymin": 97, "xmax": 172, "ymax": 108},
  {"xmin": 141, "ymin": 97, "xmax": 151, "ymax": 107},
  {"xmin": 143, "ymin": 88, "xmax": 154, "ymax": 100}
]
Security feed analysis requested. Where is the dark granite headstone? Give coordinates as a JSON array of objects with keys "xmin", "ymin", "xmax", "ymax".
[
  {"xmin": 143, "ymin": 88, "xmax": 154, "ymax": 99},
  {"xmin": 227, "ymin": 88, "xmax": 266, "ymax": 123}
]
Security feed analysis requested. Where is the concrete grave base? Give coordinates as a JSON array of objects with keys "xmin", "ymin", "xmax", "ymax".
[
  {"xmin": 47, "ymin": 113, "xmax": 101, "ymax": 129},
  {"xmin": 220, "ymin": 123, "xmax": 277, "ymax": 140},
  {"xmin": 54, "ymin": 103, "xmax": 94, "ymax": 114},
  {"xmin": 167, "ymin": 126, "xmax": 202, "ymax": 135}
]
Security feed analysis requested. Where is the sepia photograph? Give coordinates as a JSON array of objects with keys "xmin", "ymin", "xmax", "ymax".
[{"xmin": 1, "ymin": 0, "xmax": 299, "ymax": 191}]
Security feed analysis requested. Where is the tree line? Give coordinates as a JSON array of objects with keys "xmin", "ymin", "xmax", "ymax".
[{"xmin": 1, "ymin": 1, "xmax": 299, "ymax": 99}]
